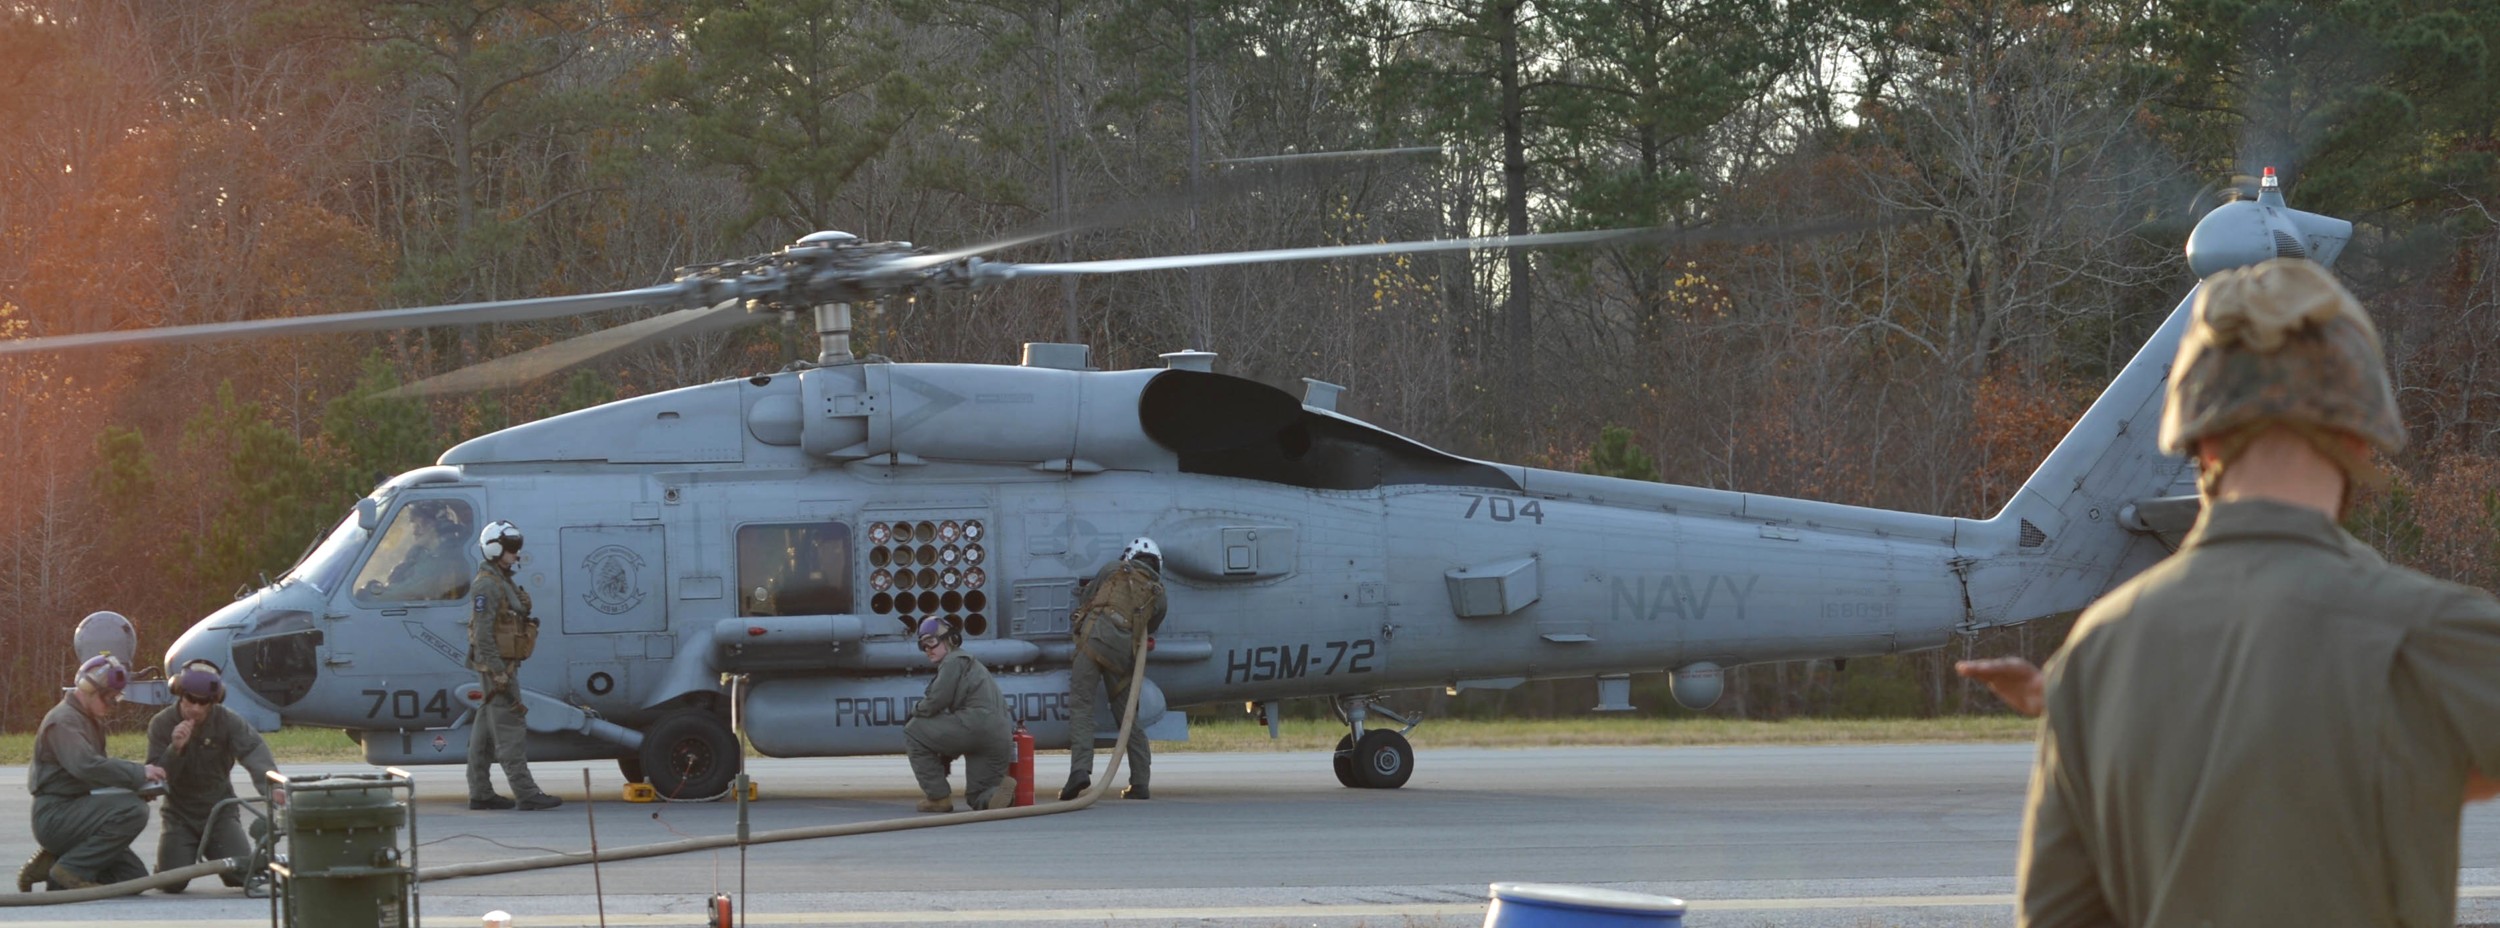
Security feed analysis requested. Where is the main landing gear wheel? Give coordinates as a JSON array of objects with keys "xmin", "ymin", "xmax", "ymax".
[
  {"xmin": 1351, "ymin": 729, "xmax": 1414, "ymax": 789},
  {"xmin": 640, "ymin": 709, "xmax": 741, "ymax": 799},
  {"xmin": 617, "ymin": 756, "xmax": 647, "ymax": 784},
  {"xmin": 1330, "ymin": 694, "xmax": 1421, "ymax": 789}
]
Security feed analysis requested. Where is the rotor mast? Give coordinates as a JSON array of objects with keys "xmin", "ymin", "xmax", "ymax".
[{"xmin": 795, "ymin": 231, "xmax": 863, "ymax": 365}]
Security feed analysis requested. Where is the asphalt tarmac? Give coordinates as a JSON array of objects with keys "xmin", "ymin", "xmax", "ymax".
[{"xmin": 6, "ymin": 742, "xmax": 2500, "ymax": 927}]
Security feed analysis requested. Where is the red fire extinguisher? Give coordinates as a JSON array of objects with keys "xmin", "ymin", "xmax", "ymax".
[{"xmin": 1012, "ymin": 722, "xmax": 1037, "ymax": 807}]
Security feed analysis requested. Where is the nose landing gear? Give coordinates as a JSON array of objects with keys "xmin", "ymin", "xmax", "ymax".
[{"xmin": 1330, "ymin": 695, "xmax": 1417, "ymax": 789}]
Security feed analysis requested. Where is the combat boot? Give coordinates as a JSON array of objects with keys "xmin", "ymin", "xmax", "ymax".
[
  {"xmin": 45, "ymin": 864, "xmax": 100, "ymax": 891},
  {"xmin": 915, "ymin": 797, "xmax": 953, "ymax": 813},
  {"xmin": 1122, "ymin": 784, "xmax": 1150, "ymax": 800},
  {"xmin": 1058, "ymin": 776, "xmax": 1090, "ymax": 802},
  {"xmin": 983, "ymin": 777, "xmax": 1019, "ymax": 811},
  {"xmin": 16, "ymin": 849, "xmax": 55, "ymax": 892},
  {"xmin": 516, "ymin": 794, "xmax": 564, "ymax": 811},
  {"xmin": 469, "ymin": 794, "xmax": 517, "ymax": 810}
]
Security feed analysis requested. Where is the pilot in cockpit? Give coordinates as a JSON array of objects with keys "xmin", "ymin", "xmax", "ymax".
[{"xmin": 366, "ymin": 503, "xmax": 471, "ymax": 602}]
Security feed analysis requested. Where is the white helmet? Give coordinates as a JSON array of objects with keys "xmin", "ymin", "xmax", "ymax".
[
  {"xmin": 479, "ymin": 520, "xmax": 525, "ymax": 560},
  {"xmin": 1122, "ymin": 537, "xmax": 1160, "ymax": 563}
]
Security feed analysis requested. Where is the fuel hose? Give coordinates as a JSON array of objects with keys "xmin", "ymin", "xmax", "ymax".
[
  {"xmin": 417, "ymin": 635, "xmax": 1156, "ymax": 883},
  {"xmin": 0, "ymin": 859, "xmax": 237, "ymax": 907},
  {"xmin": 4, "ymin": 640, "xmax": 1155, "ymax": 903}
]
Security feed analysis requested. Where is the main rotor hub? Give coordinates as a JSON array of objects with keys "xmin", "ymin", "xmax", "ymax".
[{"xmin": 670, "ymin": 234, "xmax": 960, "ymax": 317}]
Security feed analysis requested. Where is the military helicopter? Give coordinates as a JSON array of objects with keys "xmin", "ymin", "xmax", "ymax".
[{"xmin": 0, "ymin": 170, "xmax": 2349, "ymax": 799}]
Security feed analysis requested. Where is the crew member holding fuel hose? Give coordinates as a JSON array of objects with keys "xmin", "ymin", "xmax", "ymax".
[
  {"xmin": 20, "ymin": 655, "xmax": 162, "ymax": 891},
  {"xmin": 1061, "ymin": 537, "xmax": 1168, "ymax": 801},
  {"xmin": 903, "ymin": 617, "xmax": 1016, "ymax": 812},
  {"xmin": 146, "ymin": 660, "xmax": 278, "ymax": 893}
]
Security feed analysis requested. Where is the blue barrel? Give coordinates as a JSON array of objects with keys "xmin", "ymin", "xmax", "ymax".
[{"xmin": 1484, "ymin": 883, "xmax": 1686, "ymax": 928}]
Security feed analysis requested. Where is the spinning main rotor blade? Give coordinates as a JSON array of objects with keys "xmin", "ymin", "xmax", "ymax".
[
  {"xmin": 0, "ymin": 283, "xmax": 695, "ymax": 356},
  {"xmin": 379, "ymin": 300, "xmax": 757, "ymax": 398},
  {"xmin": 984, "ymin": 219, "xmax": 1883, "ymax": 279},
  {"xmin": 886, "ymin": 145, "xmax": 1446, "ymax": 273}
]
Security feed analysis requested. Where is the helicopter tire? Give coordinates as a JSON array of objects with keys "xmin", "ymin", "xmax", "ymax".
[
  {"xmin": 1331, "ymin": 734, "xmax": 1360, "ymax": 788},
  {"xmin": 617, "ymin": 756, "xmax": 647, "ymax": 784},
  {"xmin": 1351, "ymin": 729, "xmax": 1413, "ymax": 790},
  {"xmin": 640, "ymin": 709, "xmax": 741, "ymax": 799}
]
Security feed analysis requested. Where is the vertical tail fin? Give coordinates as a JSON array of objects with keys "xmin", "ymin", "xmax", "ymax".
[
  {"xmin": 1958, "ymin": 286, "xmax": 2201, "ymax": 626},
  {"xmin": 1955, "ymin": 181, "xmax": 2354, "ymax": 628}
]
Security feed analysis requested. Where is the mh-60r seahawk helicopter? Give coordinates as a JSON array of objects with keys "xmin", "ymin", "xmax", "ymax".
[{"xmin": 4, "ymin": 171, "xmax": 2348, "ymax": 799}]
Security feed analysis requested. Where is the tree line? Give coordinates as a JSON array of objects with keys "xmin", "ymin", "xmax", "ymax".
[{"xmin": 3, "ymin": 0, "xmax": 2497, "ymax": 729}]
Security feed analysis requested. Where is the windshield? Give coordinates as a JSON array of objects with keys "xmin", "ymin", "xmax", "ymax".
[{"xmin": 285, "ymin": 513, "xmax": 372, "ymax": 596}]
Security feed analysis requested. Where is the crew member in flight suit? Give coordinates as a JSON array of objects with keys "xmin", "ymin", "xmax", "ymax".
[
  {"xmin": 20, "ymin": 655, "xmax": 162, "ymax": 891},
  {"xmin": 903, "ymin": 617, "xmax": 1016, "ymax": 812},
  {"xmin": 467, "ymin": 519, "xmax": 561, "ymax": 811},
  {"xmin": 1981, "ymin": 259, "xmax": 2500, "ymax": 927},
  {"xmin": 1060, "ymin": 537, "xmax": 1168, "ymax": 801},
  {"xmin": 147, "ymin": 661, "xmax": 279, "ymax": 892}
]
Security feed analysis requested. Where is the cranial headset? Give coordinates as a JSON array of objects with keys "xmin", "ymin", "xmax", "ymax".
[
  {"xmin": 170, "ymin": 659, "xmax": 226, "ymax": 703},
  {"xmin": 75, "ymin": 654, "xmax": 130, "ymax": 696}
]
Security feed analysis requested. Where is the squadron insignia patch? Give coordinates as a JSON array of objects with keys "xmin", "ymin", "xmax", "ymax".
[{"xmin": 473, "ymin": 595, "xmax": 487, "ymax": 613}]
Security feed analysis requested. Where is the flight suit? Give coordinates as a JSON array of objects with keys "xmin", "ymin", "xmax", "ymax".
[
  {"xmin": 27, "ymin": 694, "xmax": 151, "ymax": 886},
  {"xmin": 2022, "ymin": 499, "xmax": 2500, "ymax": 927},
  {"xmin": 1065, "ymin": 558, "xmax": 1168, "ymax": 791},
  {"xmin": 383, "ymin": 538, "xmax": 470, "ymax": 602},
  {"xmin": 147, "ymin": 704, "xmax": 276, "ymax": 890},
  {"xmin": 904, "ymin": 649, "xmax": 1014, "ymax": 808},
  {"xmin": 466, "ymin": 560, "xmax": 548, "ymax": 803}
]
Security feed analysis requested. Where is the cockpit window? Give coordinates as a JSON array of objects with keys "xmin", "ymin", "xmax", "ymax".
[
  {"xmin": 351, "ymin": 499, "xmax": 477, "ymax": 604},
  {"xmin": 737, "ymin": 523, "xmax": 853, "ymax": 617},
  {"xmin": 286, "ymin": 514, "xmax": 370, "ymax": 596}
]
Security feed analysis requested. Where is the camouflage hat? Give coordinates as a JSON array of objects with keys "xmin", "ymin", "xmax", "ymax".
[{"xmin": 2159, "ymin": 258, "xmax": 2405, "ymax": 461}]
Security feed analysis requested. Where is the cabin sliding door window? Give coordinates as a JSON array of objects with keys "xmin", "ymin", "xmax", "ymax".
[{"xmin": 737, "ymin": 522, "xmax": 854, "ymax": 617}]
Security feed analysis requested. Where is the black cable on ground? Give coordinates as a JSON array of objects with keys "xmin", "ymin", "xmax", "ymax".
[
  {"xmin": 3, "ymin": 641, "xmax": 1157, "ymax": 900},
  {"xmin": 418, "ymin": 639, "xmax": 1155, "ymax": 883}
]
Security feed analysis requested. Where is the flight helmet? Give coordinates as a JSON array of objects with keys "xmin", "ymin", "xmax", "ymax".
[{"xmin": 479, "ymin": 520, "xmax": 525, "ymax": 561}]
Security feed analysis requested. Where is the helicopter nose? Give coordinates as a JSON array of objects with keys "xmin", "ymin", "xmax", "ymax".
[
  {"xmin": 167, "ymin": 609, "xmax": 291, "ymax": 729},
  {"xmin": 165, "ymin": 618, "xmax": 232, "ymax": 677}
]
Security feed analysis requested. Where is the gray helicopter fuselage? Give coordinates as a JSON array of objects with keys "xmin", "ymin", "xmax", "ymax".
[
  {"xmin": 75, "ymin": 169, "xmax": 2352, "ymax": 792},
  {"xmin": 168, "ymin": 334, "xmax": 2174, "ymax": 769}
]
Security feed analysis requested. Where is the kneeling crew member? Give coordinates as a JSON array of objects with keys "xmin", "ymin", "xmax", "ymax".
[
  {"xmin": 468, "ymin": 519, "xmax": 560, "ymax": 811},
  {"xmin": 148, "ymin": 661, "xmax": 278, "ymax": 892},
  {"xmin": 904, "ymin": 617, "xmax": 1016, "ymax": 812},
  {"xmin": 21, "ymin": 655, "xmax": 163, "ymax": 891},
  {"xmin": 1061, "ymin": 537, "xmax": 1168, "ymax": 801}
]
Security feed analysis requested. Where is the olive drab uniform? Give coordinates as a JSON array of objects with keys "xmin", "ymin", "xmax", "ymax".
[
  {"xmin": 2021, "ymin": 500, "xmax": 2500, "ymax": 928},
  {"xmin": 1065, "ymin": 558, "xmax": 1168, "ymax": 791},
  {"xmin": 28, "ymin": 694, "xmax": 151, "ymax": 886},
  {"xmin": 904, "ymin": 649, "xmax": 1014, "ymax": 808},
  {"xmin": 146, "ymin": 704, "xmax": 276, "ymax": 889},
  {"xmin": 466, "ymin": 559, "xmax": 549, "ymax": 803}
]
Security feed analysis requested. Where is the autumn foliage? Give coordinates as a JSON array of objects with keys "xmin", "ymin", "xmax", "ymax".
[{"xmin": 3, "ymin": 0, "xmax": 2498, "ymax": 729}]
